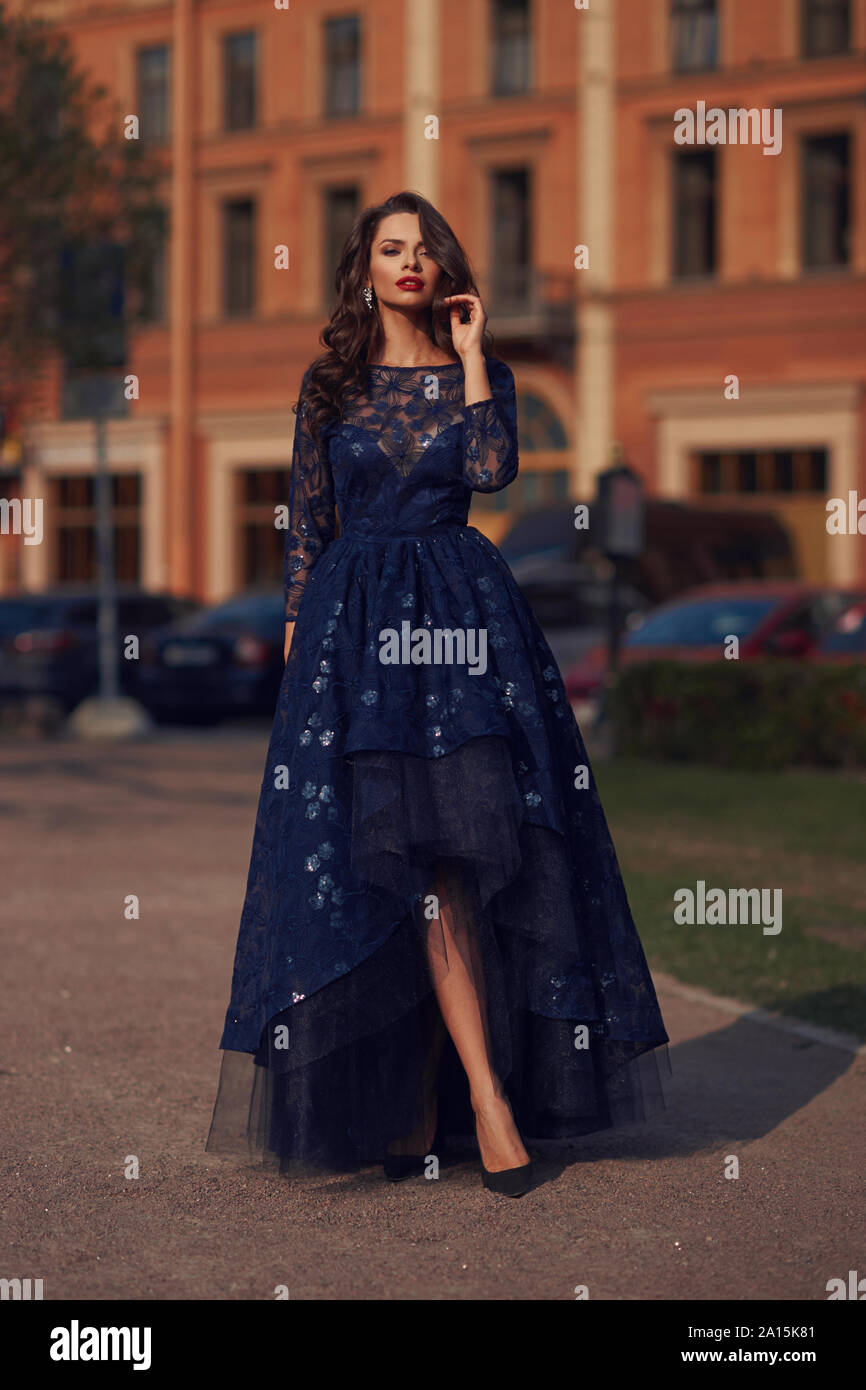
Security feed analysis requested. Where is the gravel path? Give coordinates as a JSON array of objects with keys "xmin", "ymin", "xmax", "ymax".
[{"xmin": 1, "ymin": 734, "xmax": 862, "ymax": 1300}]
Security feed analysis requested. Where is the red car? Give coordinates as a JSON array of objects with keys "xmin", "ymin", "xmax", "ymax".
[
  {"xmin": 564, "ymin": 582, "xmax": 866, "ymax": 704},
  {"xmin": 810, "ymin": 601, "xmax": 866, "ymax": 664}
]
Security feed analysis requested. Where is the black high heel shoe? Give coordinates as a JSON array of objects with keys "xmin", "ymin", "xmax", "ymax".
[
  {"xmin": 481, "ymin": 1160, "xmax": 533, "ymax": 1197},
  {"xmin": 474, "ymin": 1092, "xmax": 533, "ymax": 1196},
  {"xmin": 383, "ymin": 1152, "xmax": 428, "ymax": 1181},
  {"xmin": 382, "ymin": 1116, "xmax": 444, "ymax": 1182}
]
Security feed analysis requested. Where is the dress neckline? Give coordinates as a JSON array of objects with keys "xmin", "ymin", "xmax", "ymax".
[{"xmin": 368, "ymin": 360, "xmax": 463, "ymax": 371}]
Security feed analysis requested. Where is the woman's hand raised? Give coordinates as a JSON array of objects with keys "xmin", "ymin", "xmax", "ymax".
[{"xmin": 442, "ymin": 293, "xmax": 486, "ymax": 361}]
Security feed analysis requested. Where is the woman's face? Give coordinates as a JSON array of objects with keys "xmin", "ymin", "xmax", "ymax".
[{"xmin": 367, "ymin": 212, "xmax": 442, "ymax": 315}]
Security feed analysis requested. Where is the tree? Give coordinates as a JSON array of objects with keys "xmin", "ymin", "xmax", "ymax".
[{"xmin": 0, "ymin": 2, "xmax": 166, "ymax": 409}]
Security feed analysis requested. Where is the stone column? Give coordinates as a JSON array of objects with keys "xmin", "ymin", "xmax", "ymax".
[
  {"xmin": 169, "ymin": 0, "xmax": 195, "ymax": 592},
  {"xmin": 575, "ymin": 1, "xmax": 615, "ymax": 496},
  {"xmin": 404, "ymin": 0, "xmax": 440, "ymax": 202}
]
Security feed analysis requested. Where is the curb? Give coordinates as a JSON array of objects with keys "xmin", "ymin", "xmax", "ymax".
[{"xmin": 654, "ymin": 970, "xmax": 866, "ymax": 1056}]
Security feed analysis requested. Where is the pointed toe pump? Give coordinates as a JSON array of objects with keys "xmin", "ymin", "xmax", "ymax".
[
  {"xmin": 481, "ymin": 1160, "xmax": 533, "ymax": 1197},
  {"xmin": 383, "ymin": 1152, "xmax": 428, "ymax": 1182},
  {"xmin": 383, "ymin": 1117, "xmax": 444, "ymax": 1182}
]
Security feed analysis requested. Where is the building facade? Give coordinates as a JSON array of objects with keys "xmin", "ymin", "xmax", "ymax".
[
  {"xmin": 613, "ymin": 0, "xmax": 866, "ymax": 586},
  {"xmin": 2, "ymin": 0, "xmax": 864, "ymax": 604}
]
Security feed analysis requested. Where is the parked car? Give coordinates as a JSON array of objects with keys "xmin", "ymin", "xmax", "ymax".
[
  {"xmin": 564, "ymin": 582, "xmax": 866, "ymax": 706},
  {"xmin": 134, "ymin": 590, "xmax": 287, "ymax": 722},
  {"xmin": 0, "ymin": 587, "xmax": 200, "ymax": 712},
  {"xmin": 499, "ymin": 500, "xmax": 796, "ymax": 629},
  {"xmin": 810, "ymin": 601, "xmax": 866, "ymax": 664}
]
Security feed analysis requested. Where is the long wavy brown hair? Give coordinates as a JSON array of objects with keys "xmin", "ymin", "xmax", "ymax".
[{"xmin": 295, "ymin": 190, "xmax": 494, "ymax": 449}]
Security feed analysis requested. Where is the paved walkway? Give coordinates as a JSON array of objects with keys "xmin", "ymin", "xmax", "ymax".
[{"xmin": 1, "ymin": 735, "xmax": 862, "ymax": 1300}]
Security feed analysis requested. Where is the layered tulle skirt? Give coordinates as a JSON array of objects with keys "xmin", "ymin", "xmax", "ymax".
[{"xmin": 206, "ymin": 524, "xmax": 671, "ymax": 1174}]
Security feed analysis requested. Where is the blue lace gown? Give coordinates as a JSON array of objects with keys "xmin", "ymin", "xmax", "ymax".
[{"xmin": 207, "ymin": 355, "xmax": 670, "ymax": 1173}]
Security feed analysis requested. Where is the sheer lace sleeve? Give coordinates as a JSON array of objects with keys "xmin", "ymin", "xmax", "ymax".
[
  {"xmin": 459, "ymin": 358, "xmax": 519, "ymax": 492},
  {"xmin": 283, "ymin": 370, "xmax": 337, "ymax": 622}
]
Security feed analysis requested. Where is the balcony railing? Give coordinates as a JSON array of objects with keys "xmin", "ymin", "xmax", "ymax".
[{"xmin": 487, "ymin": 268, "xmax": 576, "ymax": 351}]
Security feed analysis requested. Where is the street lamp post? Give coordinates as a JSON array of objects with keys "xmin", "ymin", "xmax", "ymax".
[
  {"xmin": 93, "ymin": 394, "xmax": 119, "ymax": 703},
  {"xmin": 593, "ymin": 446, "xmax": 646, "ymax": 750},
  {"xmin": 59, "ymin": 239, "xmax": 150, "ymax": 737}
]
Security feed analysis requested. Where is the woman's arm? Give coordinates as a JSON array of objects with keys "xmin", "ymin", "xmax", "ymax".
[
  {"xmin": 283, "ymin": 369, "xmax": 336, "ymax": 659},
  {"xmin": 442, "ymin": 293, "xmax": 519, "ymax": 494},
  {"xmin": 458, "ymin": 354, "xmax": 519, "ymax": 492},
  {"xmin": 462, "ymin": 352, "xmax": 493, "ymax": 407}
]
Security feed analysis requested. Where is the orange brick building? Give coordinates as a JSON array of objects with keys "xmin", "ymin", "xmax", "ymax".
[
  {"xmin": 3, "ymin": 0, "xmax": 865, "ymax": 604},
  {"xmin": 611, "ymin": 0, "xmax": 866, "ymax": 586}
]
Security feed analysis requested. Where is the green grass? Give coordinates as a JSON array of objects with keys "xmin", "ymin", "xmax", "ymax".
[{"xmin": 593, "ymin": 758, "xmax": 866, "ymax": 1039}]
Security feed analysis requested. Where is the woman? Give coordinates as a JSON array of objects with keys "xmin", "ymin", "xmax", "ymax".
[{"xmin": 206, "ymin": 191, "xmax": 670, "ymax": 1197}]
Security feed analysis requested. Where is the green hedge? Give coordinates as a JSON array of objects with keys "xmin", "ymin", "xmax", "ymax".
[{"xmin": 609, "ymin": 660, "xmax": 866, "ymax": 769}]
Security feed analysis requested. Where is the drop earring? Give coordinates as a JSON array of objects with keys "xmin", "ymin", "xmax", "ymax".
[{"xmin": 363, "ymin": 285, "xmax": 374, "ymax": 311}]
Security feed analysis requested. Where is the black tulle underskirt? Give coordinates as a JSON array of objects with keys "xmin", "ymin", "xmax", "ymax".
[{"xmin": 206, "ymin": 736, "xmax": 671, "ymax": 1176}]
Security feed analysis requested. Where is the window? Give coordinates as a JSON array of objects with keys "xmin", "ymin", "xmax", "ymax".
[
  {"xmin": 223, "ymin": 198, "xmax": 256, "ymax": 316},
  {"xmin": 737, "ymin": 452, "xmax": 758, "ymax": 493},
  {"xmin": 470, "ymin": 487, "xmax": 512, "ymax": 514},
  {"xmin": 765, "ymin": 599, "xmax": 832, "ymax": 648},
  {"xmin": 136, "ymin": 45, "xmax": 171, "ymax": 142},
  {"xmin": 521, "ymin": 393, "xmax": 568, "ymax": 451},
  {"xmin": 223, "ymin": 32, "xmax": 257, "ymax": 131},
  {"xmin": 323, "ymin": 187, "xmax": 360, "ymax": 308},
  {"xmin": 521, "ymin": 472, "xmax": 541, "ymax": 508},
  {"xmin": 773, "ymin": 452, "xmax": 794, "ymax": 492},
  {"xmin": 324, "ymin": 15, "xmax": 361, "ymax": 117},
  {"xmin": 491, "ymin": 168, "xmax": 532, "ymax": 311},
  {"xmin": 550, "ymin": 469, "xmax": 570, "ymax": 501},
  {"xmin": 697, "ymin": 449, "xmax": 828, "ymax": 494},
  {"xmin": 672, "ymin": 150, "xmax": 716, "ymax": 279},
  {"xmin": 492, "ymin": 0, "xmax": 531, "ymax": 97},
  {"xmin": 801, "ymin": 0, "xmax": 851, "ymax": 58},
  {"xmin": 671, "ymin": 0, "xmax": 717, "ymax": 73},
  {"xmin": 626, "ymin": 597, "xmax": 780, "ymax": 647},
  {"xmin": 137, "ymin": 206, "xmax": 167, "ymax": 323},
  {"xmin": 801, "ymin": 134, "xmax": 850, "ymax": 269},
  {"xmin": 238, "ymin": 469, "xmax": 285, "ymax": 588},
  {"xmin": 54, "ymin": 474, "xmax": 141, "ymax": 583},
  {"xmin": 470, "ymin": 469, "xmax": 570, "ymax": 514},
  {"xmin": 699, "ymin": 453, "xmax": 723, "ymax": 493}
]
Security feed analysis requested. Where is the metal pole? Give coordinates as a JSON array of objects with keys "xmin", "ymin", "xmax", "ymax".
[
  {"xmin": 94, "ymin": 408, "xmax": 118, "ymax": 700},
  {"xmin": 602, "ymin": 562, "xmax": 620, "ymax": 758},
  {"xmin": 608, "ymin": 562, "xmax": 621, "ymax": 676}
]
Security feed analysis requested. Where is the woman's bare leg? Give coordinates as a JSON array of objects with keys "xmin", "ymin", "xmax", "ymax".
[{"xmin": 427, "ymin": 863, "xmax": 529, "ymax": 1172}]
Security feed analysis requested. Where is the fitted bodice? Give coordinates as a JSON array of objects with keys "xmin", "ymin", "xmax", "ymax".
[{"xmin": 283, "ymin": 356, "xmax": 519, "ymax": 620}]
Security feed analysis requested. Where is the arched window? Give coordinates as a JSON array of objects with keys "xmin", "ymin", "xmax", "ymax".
[
  {"xmin": 471, "ymin": 389, "xmax": 570, "ymax": 515},
  {"xmin": 518, "ymin": 392, "xmax": 568, "ymax": 452}
]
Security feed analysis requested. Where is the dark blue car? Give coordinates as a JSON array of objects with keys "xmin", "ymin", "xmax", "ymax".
[
  {"xmin": 134, "ymin": 591, "xmax": 287, "ymax": 722},
  {"xmin": 0, "ymin": 587, "xmax": 199, "ymax": 712}
]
